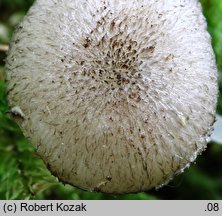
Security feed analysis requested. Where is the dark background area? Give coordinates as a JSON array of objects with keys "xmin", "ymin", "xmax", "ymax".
[{"xmin": 0, "ymin": 0, "xmax": 222, "ymax": 200}]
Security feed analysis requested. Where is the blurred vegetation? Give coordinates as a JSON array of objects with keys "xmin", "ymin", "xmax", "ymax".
[{"xmin": 0, "ymin": 0, "xmax": 222, "ymax": 200}]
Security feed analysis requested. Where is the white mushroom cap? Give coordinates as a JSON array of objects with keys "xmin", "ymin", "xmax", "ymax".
[{"xmin": 5, "ymin": 0, "xmax": 218, "ymax": 194}]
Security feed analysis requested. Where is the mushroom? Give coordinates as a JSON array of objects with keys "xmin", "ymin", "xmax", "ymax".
[{"xmin": 5, "ymin": 0, "xmax": 218, "ymax": 194}]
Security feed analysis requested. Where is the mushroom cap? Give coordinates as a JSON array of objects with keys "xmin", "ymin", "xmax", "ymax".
[{"xmin": 5, "ymin": 0, "xmax": 218, "ymax": 194}]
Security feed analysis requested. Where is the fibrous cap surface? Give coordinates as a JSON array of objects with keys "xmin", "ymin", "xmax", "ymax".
[{"xmin": 6, "ymin": 0, "xmax": 218, "ymax": 193}]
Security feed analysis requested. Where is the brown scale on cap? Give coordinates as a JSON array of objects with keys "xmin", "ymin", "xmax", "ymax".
[{"xmin": 66, "ymin": 11, "xmax": 156, "ymax": 106}]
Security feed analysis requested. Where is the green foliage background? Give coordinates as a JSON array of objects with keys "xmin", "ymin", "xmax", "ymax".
[{"xmin": 0, "ymin": 0, "xmax": 222, "ymax": 200}]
